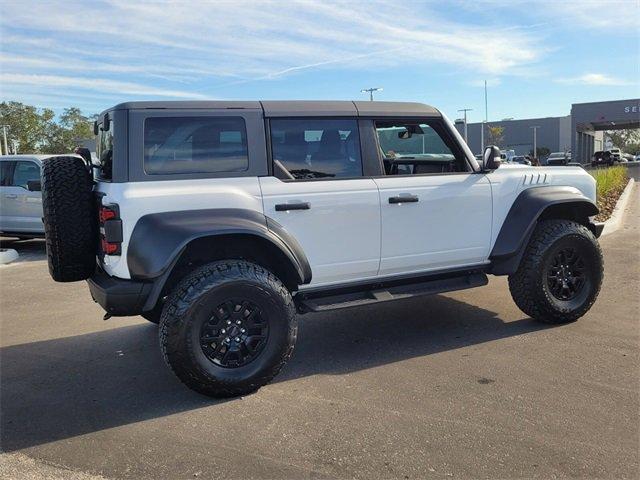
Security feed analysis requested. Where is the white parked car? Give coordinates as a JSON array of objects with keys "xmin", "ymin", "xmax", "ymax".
[
  {"xmin": 40, "ymin": 100, "xmax": 604, "ymax": 397},
  {"xmin": 609, "ymin": 148, "xmax": 623, "ymax": 162},
  {"xmin": 0, "ymin": 154, "xmax": 86, "ymax": 239},
  {"xmin": 0, "ymin": 155, "xmax": 45, "ymax": 238}
]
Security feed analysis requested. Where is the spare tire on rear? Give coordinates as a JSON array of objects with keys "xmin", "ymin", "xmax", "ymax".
[{"xmin": 42, "ymin": 156, "xmax": 97, "ymax": 282}]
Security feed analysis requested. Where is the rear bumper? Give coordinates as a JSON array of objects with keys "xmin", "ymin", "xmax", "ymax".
[{"xmin": 87, "ymin": 267, "xmax": 152, "ymax": 316}]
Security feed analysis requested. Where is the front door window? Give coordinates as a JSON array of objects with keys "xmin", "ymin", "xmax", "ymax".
[{"xmin": 375, "ymin": 121, "xmax": 469, "ymax": 175}]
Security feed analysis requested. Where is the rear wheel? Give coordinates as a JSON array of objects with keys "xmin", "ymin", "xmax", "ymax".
[
  {"xmin": 508, "ymin": 219, "xmax": 603, "ymax": 324},
  {"xmin": 159, "ymin": 260, "xmax": 297, "ymax": 397},
  {"xmin": 41, "ymin": 156, "xmax": 97, "ymax": 282}
]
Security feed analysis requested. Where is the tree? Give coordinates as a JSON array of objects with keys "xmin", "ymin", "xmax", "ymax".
[
  {"xmin": 487, "ymin": 125, "xmax": 504, "ymax": 147},
  {"xmin": 0, "ymin": 101, "xmax": 57, "ymax": 153},
  {"xmin": 0, "ymin": 101, "xmax": 96, "ymax": 154},
  {"xmin": 605, "ymin": 129, "xmax": 640, "ymax": 154},
  {"xmin": 45, "ymin": 107, "xmax": 95, "ymax": 153},
  {"xmin": 529, "ymin": 146, "xmax": 550, "ymax": 158}
]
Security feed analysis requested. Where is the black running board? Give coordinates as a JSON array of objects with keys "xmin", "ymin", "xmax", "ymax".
[{"xmin": 296, "ymin": 272, "xmax": 488, "ymax": 313}]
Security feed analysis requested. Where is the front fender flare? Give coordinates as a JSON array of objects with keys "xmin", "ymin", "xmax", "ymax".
[{"xmin": 490, "ymin": 186, "xmax": 599, "ymax": 275}]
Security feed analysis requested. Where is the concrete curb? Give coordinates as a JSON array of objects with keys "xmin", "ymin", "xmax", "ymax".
[
  {"xmin": 601, "ymin": 177, "xmax": 635, "ymax": 237},
  {"xmin": 0, "ymin": 248, "xmax": 19, "ymax": 265}
]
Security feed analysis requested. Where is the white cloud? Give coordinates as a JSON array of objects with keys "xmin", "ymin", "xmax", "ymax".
[
  {"xmin": 0, "ymin": 0, "xmax": 544, "ymax": 110},
  {"xmin": 0, "ymin": 73, "xmax": 208, "ymax": 98},
  {"xmin": 453, "ymin": 0, "xmax": 640, "ymax": 31},
  {"xmin": 557, "ymin": 73, "xmax": 633, "ymax": 86}
]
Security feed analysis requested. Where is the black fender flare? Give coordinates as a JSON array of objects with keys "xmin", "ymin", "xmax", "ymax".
[
  {"xmin": 127, "ymin": 208, "xmax": 312, "ymax": 284},
  {"xmin": 490, "ymin": 186, "xmax": 599, "ymax": 275}
]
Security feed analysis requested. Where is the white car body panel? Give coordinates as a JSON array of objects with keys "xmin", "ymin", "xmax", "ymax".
[
  {"xmin": 374, "ymin": 173, "xmax": 492, "ymax": 276},
  {"xmin": 260, "ymin": 177, "xmax": 381, "ymax": 287},
  {"xmin": 97, "ymin": 164, "xmax": 597, "ymax": 285},
  {"xmin": 95, "ymin": 177, "xmax": 264, "ymax": 279}
]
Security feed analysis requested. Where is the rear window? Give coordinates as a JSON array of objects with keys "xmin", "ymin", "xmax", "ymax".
[
  {"xmin": 96, "ymin": 114, "xmax": 114, "ymax": 179},
  {"xmin": 144, "ymin": 117, "xmax": 248, "ymax": 175}
]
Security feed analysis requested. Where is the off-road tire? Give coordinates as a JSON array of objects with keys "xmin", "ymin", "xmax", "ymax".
[
  {"xmin": 41, "ymin": 156, "xmax": 97, "ymax": 282},
  {"xmin": 508, "ymin": 219, "xmax": 603, "ymax": 324},
  {"xmin": 159, "ymin": 260, "xmax": 297, "ymax": 397}
]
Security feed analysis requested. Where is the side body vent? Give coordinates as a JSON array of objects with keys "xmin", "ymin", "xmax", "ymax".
[{"xmin": 522, "ymin": 173, "xmax": 550, "ymax": 185}]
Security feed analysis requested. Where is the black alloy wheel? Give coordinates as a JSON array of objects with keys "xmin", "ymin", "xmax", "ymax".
[
  {"xmin": 200, "ymin": 299, "xmax": 270, "ymax": 368},
  {"xmin": 545, "ymin": 247, "xmax": 587, "ymax": 302}
]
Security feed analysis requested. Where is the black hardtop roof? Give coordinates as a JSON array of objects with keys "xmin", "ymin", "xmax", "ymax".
[{"xmin": 103, "ymin": 100, "xmax": 441, "ymax": 118}]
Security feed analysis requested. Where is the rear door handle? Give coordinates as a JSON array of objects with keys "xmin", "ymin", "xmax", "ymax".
[
  {"xmin": 275, "ymin": 202, "xmax": 310, "ymax": 211},
  {"xmin": 4, "ymin": 194, "xmax": 17, "ymax": 199},
  {"xmin": 388, "ymin": 195, "xmax": 419, "ymax": 204}
]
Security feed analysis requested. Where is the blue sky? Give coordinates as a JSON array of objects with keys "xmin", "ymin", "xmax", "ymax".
[{"xmin": 1, "ymin": 0, "xmax": 638, "ymax": 123}]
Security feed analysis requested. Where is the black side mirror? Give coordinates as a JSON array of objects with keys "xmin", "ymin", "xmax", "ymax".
[
  {"xmin": 483, "ymin": 145, "xmax": 502, "ymax": 170},
  {"xmin": 93, "ymin": 121, "xmax": 99, "ymax": 136},
  {"xmin": 27, "ymin": 180, "xmax": 41, "ymax": 192}
]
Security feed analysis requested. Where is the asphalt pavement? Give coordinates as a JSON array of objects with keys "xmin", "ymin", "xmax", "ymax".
[{"xmin": 1, "ymin": 185, "xmax": 638, "ymax": 479}]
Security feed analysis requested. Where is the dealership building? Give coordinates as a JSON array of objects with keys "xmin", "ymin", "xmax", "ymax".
[{"xmin": 455, "ymin": 99, "xmax": 640, "ymax": 162}]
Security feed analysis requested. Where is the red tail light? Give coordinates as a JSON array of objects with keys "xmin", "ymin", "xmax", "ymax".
[
  {"xmin": 101, "ymin": 238, "xmax": 119, "ymax": 255},
  {"xmin": 99, "ymin": 204, "xmax": 122, "ymax": 256},
  {"xmin": 99, "ymin": 207, "xmax": 117, "ymax": 223}
]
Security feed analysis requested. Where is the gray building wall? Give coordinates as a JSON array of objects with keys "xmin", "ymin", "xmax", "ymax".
[
  {"xmin": 571, "ymin": 99, "xmax": 640, "ymax": 163},
  {"xmin": 457, "ymin": 116, "xmax": 569, "ymax": 156},
  {"xmin": 455, "ymin": 98, "xmax": 639, "ymax": 163}
]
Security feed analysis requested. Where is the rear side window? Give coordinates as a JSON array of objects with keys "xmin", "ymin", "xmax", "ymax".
[
  {"xmin": 144, "ymin": 117, "xmax": 248, "ymax": 175},
  {"xmin": 270, "ymin": 118, "xmax": 362, "ymax": 179}
]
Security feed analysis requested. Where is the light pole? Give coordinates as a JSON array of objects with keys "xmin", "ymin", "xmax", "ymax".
[
  {"xmin": 457, "ymin": 108, "xmax": 472, "ymax": 143},
  {"xmin": 530, "ymin": 126, "xmax": 540, "ymax": 159},
  {"xmin": 481, "ymin": 79, "xmax": 488, "ymax": 153},
  {"xmin": 361, "ymin": 87, "xmax": 383, "ymax": 101},
  {"xmin": 1, "ymin": 126, "xmax": 9, "ymax": 156}
]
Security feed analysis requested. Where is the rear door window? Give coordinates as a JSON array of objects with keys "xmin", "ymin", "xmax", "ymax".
[
  {"xmin": 144, "ymin": 117, "xmax": 249, "ymax": 175},
  {"xmin": 0, "ymin": 162, "xmax": 15, "ymax": 186},
  {"xmin": 270, "ymin": 118, "xmax": 362, "ymax": 179}
]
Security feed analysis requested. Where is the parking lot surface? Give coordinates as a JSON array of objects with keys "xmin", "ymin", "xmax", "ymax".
[{"xmin": 1, "ymin": 186, "xmax": 638, "ymax": 479}]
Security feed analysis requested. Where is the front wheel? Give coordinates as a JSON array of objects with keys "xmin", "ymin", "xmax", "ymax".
[
  {"xmin": 159, "ymin": 260, "xmax": 297, "ymax": 397},
  {"xmin": 508, "ymin": 219, "xmax": 603, "ymax": 324}
]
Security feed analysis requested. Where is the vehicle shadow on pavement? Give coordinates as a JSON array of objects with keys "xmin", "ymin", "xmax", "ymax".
[{"xmin": 0, "ymin": 294, "xmax": 547, "ymax": 452}]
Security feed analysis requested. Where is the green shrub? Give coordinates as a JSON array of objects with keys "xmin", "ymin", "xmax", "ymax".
[{"xmin": 590, "ymin": 166, "xmax": 628, "ymax": 199}]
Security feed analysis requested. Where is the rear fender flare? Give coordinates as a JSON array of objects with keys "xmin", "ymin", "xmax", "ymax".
[{"xmin": 127, "ymin": 207, "xmax": 311, "ymax": 284}]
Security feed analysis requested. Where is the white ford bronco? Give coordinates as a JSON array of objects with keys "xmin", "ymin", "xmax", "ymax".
[{"xmin": 41, "ymin": 101, "xmax": 604, "ymax": 397}]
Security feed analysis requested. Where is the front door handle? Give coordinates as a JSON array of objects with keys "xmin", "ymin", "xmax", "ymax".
[
  {"xmin": 388, "ymin": 195, "xmax": 419, "ymax": 204},
  {"xmin": 275, "ymin": 202, "xmax": 311, "ymax": 211},
  {"xmin": 4, "ymin": 194, "xmax": 17, "ymax": 199}
]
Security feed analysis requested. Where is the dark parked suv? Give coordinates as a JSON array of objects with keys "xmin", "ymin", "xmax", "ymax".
[{"xmin": 592, "ymin": 151, "xmax": 614, "ymax": 167}]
